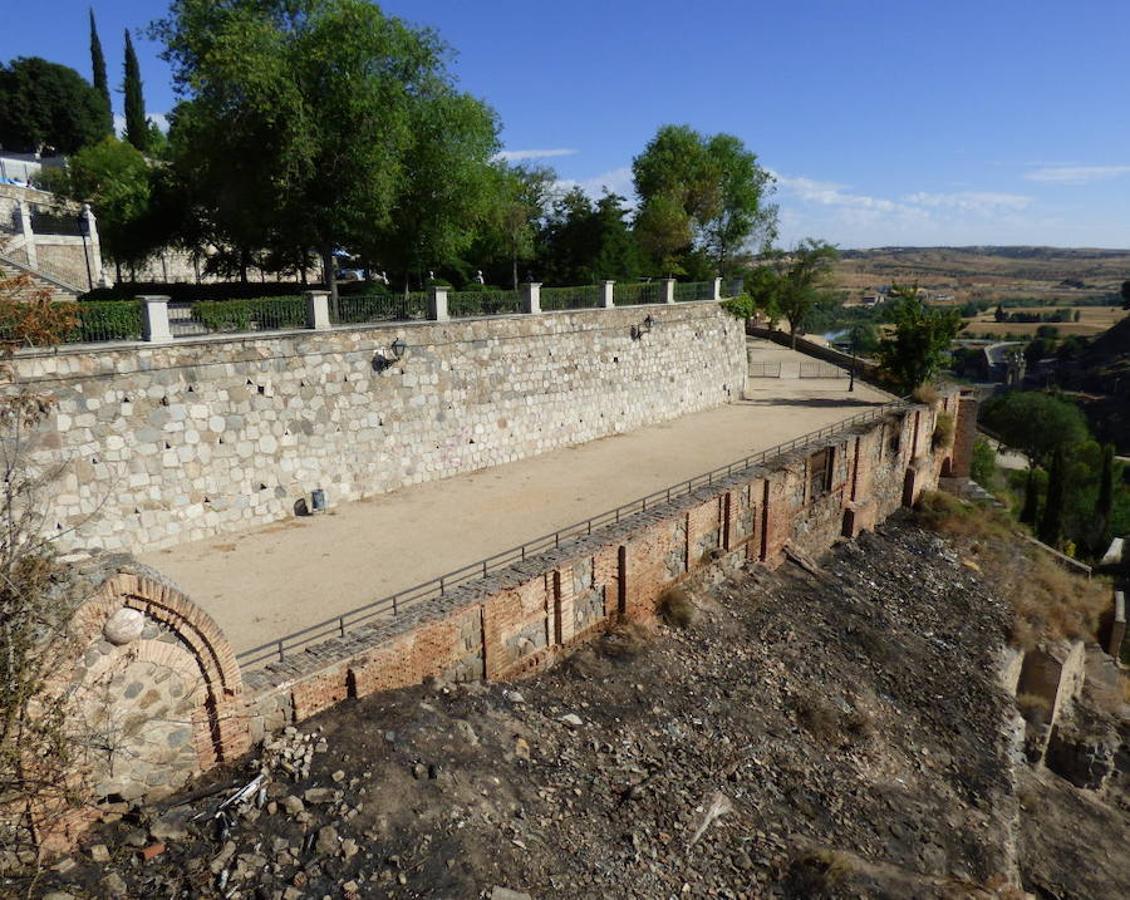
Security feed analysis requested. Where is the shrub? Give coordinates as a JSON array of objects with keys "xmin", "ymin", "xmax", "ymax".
[
  {"xmin": 932, "ymin": 411, "xmax": 955, "ymax": 449},
  {"xmin": 911, "ymin": 383, "xmax": 939, "ymax": 405},
  {"xmin": 194, "ymin": 296, "xmax": 306, "ymax": 333},
  {"xmin": 658, "ymin": 586, "xmax": 695, "ymax": 628},
  {"xmin": 970, "ymin": 437, "xmax": 997, "ymax": 487},
  {"xmin": 71, "ymin": 300, "xmax": 142, "ymax": 342},
  {"xmin": 721, "ymin": 293, "xmax": 754, "ymax": 320}
]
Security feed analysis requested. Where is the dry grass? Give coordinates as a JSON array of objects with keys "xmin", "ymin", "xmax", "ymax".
[
  {"xmin": 932, "ymin": 412, "xmax": 955, "ymax": 450},
  {"xmin": 598, "ymin": 620, "xmax": 653, "ymax": 661},
  {"xmin": 788, "ymin": 847, "xmax": 855, "ymax": 893},
  {"xmin": 915, "ymin": 491, "xmax": 1110, "ymax": 650},
  {"xmin": 911, "ymin": 384, "xmax": 940, "ymax": 405},
  {"xmin": 658, "ymin": 586, "xmax": 696, "ymax": 629},
  {"xmin": 1016, "ymin": 692, "xmax": 1051, "ymax": 727}
]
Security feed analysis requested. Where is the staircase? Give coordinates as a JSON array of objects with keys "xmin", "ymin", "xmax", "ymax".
[{"xmin": 0, "ymin": 253, "xmax": 82, "ymax": 302}]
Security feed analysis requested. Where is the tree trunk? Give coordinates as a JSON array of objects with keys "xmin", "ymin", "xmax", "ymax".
[
  {"xmin": 321, "ymin": 246, "xmax": 338, "ymax": 319},
  {"xmin": 239, "ymin": 248, "xmax": 249, "ymax": 285},
  {"xmin": 512, "ymin": 254, "xmax": 519, "ymax": 292},
  {"xmin": 790, "ymin": 323, "xmax": 798, "ymax": 349}
]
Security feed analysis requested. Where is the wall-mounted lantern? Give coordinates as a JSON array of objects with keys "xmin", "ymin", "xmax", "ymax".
[
  {"xmin": 372, "ymin": 337, "xmax": 408, "ymax": 373},
  {"xmin": 631, "ymin": 314, "xmax": 655, "ymax": 341}
]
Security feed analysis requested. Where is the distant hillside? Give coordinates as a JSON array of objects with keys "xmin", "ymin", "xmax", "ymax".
[{"xmin": 835, "ymin": 246, "xmax": 1130, "ymax": 304}]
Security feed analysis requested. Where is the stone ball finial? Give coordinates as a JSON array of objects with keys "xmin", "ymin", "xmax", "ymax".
[{"xmin": 103, "ymin": 607, "xmax": 145, "ymax": 645}]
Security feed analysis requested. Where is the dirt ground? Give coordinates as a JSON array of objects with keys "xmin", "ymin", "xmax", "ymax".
[{"xmin": 34, "ymin": 514, "xmax": 1130, "ymax": 899}]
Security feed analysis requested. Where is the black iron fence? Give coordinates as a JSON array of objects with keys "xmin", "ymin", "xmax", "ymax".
[{"xmin": 236, "ymin": 398, "xmax": 908, "ymax": 669}]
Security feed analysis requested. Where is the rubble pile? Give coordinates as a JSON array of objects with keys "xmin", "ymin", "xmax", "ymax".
[{"xmin": 24, "ymin": 513, "xmax": 1129, "ymax": 897}]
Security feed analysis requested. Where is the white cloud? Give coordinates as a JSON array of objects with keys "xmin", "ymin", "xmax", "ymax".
[
  {"xmin": 494, "ymin": 148, "xmax": 578, "ymax": 162},
  {"xmin": 554, "ymin": 166, "xmax": 635, "ymax": 200},
  {"xmin": 901, "ymin": 191, "xmax": 1032, "ymax": 212},
  {"xmin": 772, "ymin": 173, "xmax": 899, "ymax": 213},
  {"xmin": 1024, "ymin": 165, "xmax": 1130, "ymax": 185}
]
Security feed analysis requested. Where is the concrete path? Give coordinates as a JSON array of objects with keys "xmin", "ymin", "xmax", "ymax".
[{"xmin": 140, "ymin": 339, "xmax": 892, "ymax": 654}]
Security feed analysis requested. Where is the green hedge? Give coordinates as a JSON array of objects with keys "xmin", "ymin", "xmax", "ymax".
[
  {"xmin": 193, "ymin": 297, "xmax": 307, "ymax": 333},
  {"xmin": 70, "ymin": 301, "xmax": 142, "ymax": 343}
]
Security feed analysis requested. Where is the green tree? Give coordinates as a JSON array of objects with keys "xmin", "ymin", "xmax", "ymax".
[
  {"xmin": 745, "ymin": 262, "xmax": 782, "ymax": 328},
  {"xmin": 122, "ymin": 30, "xmax": 148, "ymax": 152},
  {"xmin": 1039, "ymin": 444, "xmax": 1067, "ymax": 546},
  {"xmin": 486, "ymin": 163, "xmax": 555, "ymax": 290},
  {"xmin": 369, "ymin": 90, "xmax": 500, "ymax": 296},
  {"xmin": 89, "ymin": 8, "xmax": 113, "ymax": 136},
  {"xmin": 1095, "ymin": 443, "xmax": 1115, "ymax": 552},
  {"xmin": 1121, "ymin": 279, "xmax": 1130, "ymax": 310},
  {"xmin": 155, "ymin": 0, "xmax": 470, "ymax": 304},
  {"xmin": 632, "ymin": 124, "xmax": 776, "ymax": 275},
  {"xmin": 775, "ymin": 240, "xmax": 839, "ymax": 348},
  {"xmin": 877, "ymin": 283, "xmax": 962, "ymax": 393},
  {"xmin": 38, "ymin": 137, "xmax": 152, "ymax": 279},
  {"xmin": 0, "ymin": 57, "xmax": 106, "ymax": 154},
  {"xmin": 1020, "ymin": 468, "xmax": 1041, "ymax": 526},
  {"xmin": 979, "ymin": 391, "xmax": 1089, "ymax": 469}
]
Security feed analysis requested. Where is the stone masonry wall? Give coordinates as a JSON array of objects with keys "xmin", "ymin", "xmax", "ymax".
[{"xmin": 15, "ymin": 302, "xmax": 746, "ymax": 554}]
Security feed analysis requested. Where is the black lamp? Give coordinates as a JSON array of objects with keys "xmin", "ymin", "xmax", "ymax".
[{"xmin": 390, "ymin": 337, "xmax": 407, "ymax": 360}]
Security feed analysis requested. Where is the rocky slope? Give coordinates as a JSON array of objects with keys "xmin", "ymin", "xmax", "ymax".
[{"xmin": 23, "ymin": 513, "xmax": 1130, "ymax": 898}]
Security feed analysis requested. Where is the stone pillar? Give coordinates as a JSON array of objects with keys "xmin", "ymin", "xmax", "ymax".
[
  {"xmin": 81, "ymin": 203, "xmax": 105, "ymax": 287},
  {"xmin": 305, "ymin": 290, "xmax": 331, "ymax": 330},
  {"xmin": 712, "ymin": 276, "xmax": 723, "ymax": 301},
  {"xmin": 17, "ymin": 200, "xmax": 37, "ymax": 269},
  {"xmin": 661, "ymin": 278, "xmax": 676, "ymax": 304},
  {"xmin": 600, "ymin": 281, "xmax": 615, "ymax": 308},
  {"xmin": 950, "ymin": 394, "xmax": 979, "ymax": 478},
  {"xmin": 428, "ymin": 285, "xmax": 449, "ymax": 322},
  {"xmin": 520, "ymin": 282, "xmax": 541, "ymax": 314},
  {"xmin": 139, "ymin": 295, "xmax": 173, "ymax": 344}
]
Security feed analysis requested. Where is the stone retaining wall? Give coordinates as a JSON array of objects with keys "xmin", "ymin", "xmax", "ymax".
[{"xmin": 16, "ymin": 302, "xmax": 745, "ymax": 554}]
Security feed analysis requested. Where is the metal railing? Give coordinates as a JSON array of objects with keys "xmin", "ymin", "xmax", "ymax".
[
  {"xmin": 674, "ymin": 281, "xmax": 713, "ymax": 302},
  {"xmin": 332, "ymin": 293, "xmax": 427, "ymax": 324},
  {"xmin": 62, "ymin": 301, "xmax": 142, "ymax": 344},
  {"xmin": 748, "ymin": 362, "xmax": 782, "ymax": 378},
  {"xmin": 449, "ymin": 289, "xmax": 522, "ymax": 318},
  {"xmin": 799, "ymin": 361, "xmax": 847, "ymax": 379},
  {"xmin": 540, "ymin": 285, "xmax": 602, "ymax": 311},
  {"xmin": 236, "ymin": 398, "xmax": 908, "ymax": 669},
  {"xmin": 615, "ymin": 282, "xmax": 660, "ymax": 305}
]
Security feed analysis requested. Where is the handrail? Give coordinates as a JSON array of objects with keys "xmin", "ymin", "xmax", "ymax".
[{"xmin": 237, "ymin": 397, "xmax": 910, "ymax": 669}]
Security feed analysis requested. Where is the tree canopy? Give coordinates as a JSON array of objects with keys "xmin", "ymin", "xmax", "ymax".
[
  {"xmin": 979, "ymin": 390, "xmax": 1090, "ymax": 468},
  {"xmin": 152, "ymin": 0, "xmax": 500, "ymax": 300},
  {"xmin": 0, "ymin": 57, "xmax": 106, "ymax": 154},
  {"xmin": 38, "ymin": 137, "xmax": 152, "ymax": 273},
  {"xmin": 122, "ymin": 30, "xmax": 148, "ymax": 152},
  {"xmin": 876, "ymin": 283, "xmax": 962, "ymax": 394},
  {"xmin": 632, "ymin": 125, "xmax": 776, "ymax": 277},
  {"xmin": 757, "ymin": 240, "xmax": 839, "ymax": 347}
]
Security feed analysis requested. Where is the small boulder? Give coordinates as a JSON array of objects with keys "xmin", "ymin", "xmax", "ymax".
[{"xmin": 103, "ymin": 608, "xmax": 145, "ymax": 645}]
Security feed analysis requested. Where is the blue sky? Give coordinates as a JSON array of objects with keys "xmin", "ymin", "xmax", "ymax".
[{"xmin": 4, "ymin": 1, "xmax": 1129, "ymax": 248}]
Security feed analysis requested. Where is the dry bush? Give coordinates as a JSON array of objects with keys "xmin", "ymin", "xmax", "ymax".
[
  {"xmin": 932, "ymin": 411, "xmax": 955, "ymax": 450},
  {"xmin": 598, "ymin": 620, "xmax": 652, "ymax": 661},
  {"xmin": 1016, "ymin": 692, "xmax": 1051, "ymax": 727},
  {"xmin": 658, "ymin": 586, "xmax": 696, "ymax": 629},
  {"xmin": 794, "ymin": 693, "xmax": 841, "ymax": 741},
  {"xmin": 912, "ymin": 383, "xmax": 939, "ymax": 405},
  {"xmin": 787, "ymin": 847, "xmax": 854, "ymax": 894},
  {"xmin": 915, "ymin": 490, "xmax": 1108, "ymax": 650}
]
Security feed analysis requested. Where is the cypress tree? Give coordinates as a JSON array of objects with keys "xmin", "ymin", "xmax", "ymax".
[
  {"xmin": 89, "ymin": 9, "xmax": 112, "ymax": 136},
  {"xmin": 1039, "ymin": 445, "xmax": 1067, "ymax": 547},
  {"xmin": 122, "ymin": 30, "xmax": 148, "ymax": 152},
  {"xmin": 1020, "ymin": 468, "xmax": 1040, "ymax": 526},
  {"xmin": 1095, "ymin": 443, "xmax": 1114, "ymax": 553}
]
